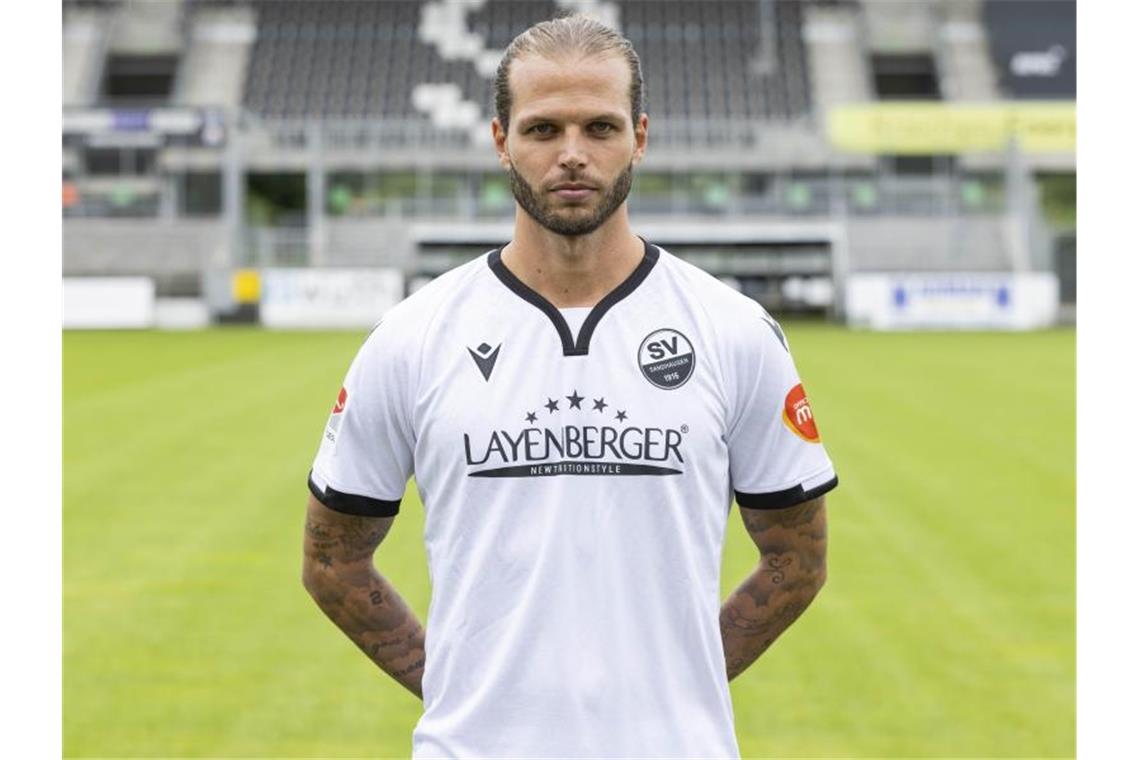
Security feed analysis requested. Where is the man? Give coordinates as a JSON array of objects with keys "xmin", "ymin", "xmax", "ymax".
[{"xmin": 302, "ymin": 14, "xmax": 836, "ymax": 758}]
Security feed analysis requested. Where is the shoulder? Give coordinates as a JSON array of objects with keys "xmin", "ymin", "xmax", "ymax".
[
  {"xmin": 359, "ymin": 251, "xmax": 494, "ymax": 360},
  {"xmin": 650, "ymin": 244, "xmax": 779, "ymax": 350},
  {"xmin": 653, "ymin": 244, "xmax": 771, "ymax": 323},
  {"xmin": 368, "ymin": 251, "xmax": 493, "ymax": 339}
]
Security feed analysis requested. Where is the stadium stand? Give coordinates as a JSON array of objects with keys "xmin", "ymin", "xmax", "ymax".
[
  {"xmin": 800, "ymin": 1, "xmax": 871, "ymax": 111},
  {"xmin": 63, "ymin": 2, "xmax": 116, "ymax": 106},
  {"xmin": 106, "ymin": 0, "xmax": 183, "ymax": 55},
  {"xmin": 63, "ymin": 218, "xmax": 229, "ymax": 296},
  {"xmin": 240, "ymin": 1, "xmax": 812, "ymax": 125},
  {"xmin": 178, "ymin": 3, "xmax": 257, "ymax": 108},
  {"xmin": 938, "ymin": 0, "xmax": 1001, "ymax": 101},
  {"xmin": 62, "ymin": 0, "xmax": 1076, "ymax": 321}
]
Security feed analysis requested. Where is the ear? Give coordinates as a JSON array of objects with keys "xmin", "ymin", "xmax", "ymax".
[
  {"xmin": 631, "ymin": 113, "xmax": 649, "ymax": 166},
  {"xmin": 491, "ymin": 118, "xmax": 511, "ymax": 169}
]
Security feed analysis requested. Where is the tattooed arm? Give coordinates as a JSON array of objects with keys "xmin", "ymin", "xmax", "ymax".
[
  {"xmin": 301, "ymin": 494, "xmax": 426, "ymax": 699},
  {"xmin": 719, "ymin": 495, "xmax": 828, "ymax": 681}
]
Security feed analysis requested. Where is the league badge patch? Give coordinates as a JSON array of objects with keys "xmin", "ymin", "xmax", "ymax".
[
  {"xmin": 782, "ymin": 383, "xmax": 820, "ymax": 443},
  {"xmin": 325, "ymin": 387, "xmax": 348, "ymax": 445}
]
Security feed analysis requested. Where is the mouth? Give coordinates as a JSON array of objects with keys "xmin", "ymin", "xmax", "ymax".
[{"xmin": 551, "ymin": 185, "xmax": 596, "ymax": 201}]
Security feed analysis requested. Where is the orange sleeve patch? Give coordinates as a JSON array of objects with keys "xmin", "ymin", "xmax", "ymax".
[{"xmin": 782, "ymin": 383, "xmax": 821, "ymax": 443}]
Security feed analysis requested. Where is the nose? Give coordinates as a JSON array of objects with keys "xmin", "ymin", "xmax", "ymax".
[{"xmin": 557, "ymin": 128, "xmax": 588, "ymax": 170}]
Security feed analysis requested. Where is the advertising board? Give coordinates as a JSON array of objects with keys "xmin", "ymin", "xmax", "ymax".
[
  {"xmin": 827, "ymin": 102, "xmax": 1075, "ymax": 154},
  {"xmin": 259, "ymin": 268, "xmax": 404, "ymax": 329},
  {"xmin": 63, "ymin": 277, "xmax": 155, "ymax": 329},
  {"xmin": 845, "ymin": 272, "xmax": 1059, "ymax": 330}
]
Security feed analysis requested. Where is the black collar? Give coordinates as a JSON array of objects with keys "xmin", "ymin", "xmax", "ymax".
[{"xmin": 487, "ymin": 237, "xmax": 660, "ymax": 356}]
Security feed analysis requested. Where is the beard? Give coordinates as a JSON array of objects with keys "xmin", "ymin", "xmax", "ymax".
[{"xmin": 508, "ymin": 161, "xmax": 634, "ymax": 237}]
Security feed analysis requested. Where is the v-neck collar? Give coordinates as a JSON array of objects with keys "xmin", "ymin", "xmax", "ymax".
[{"xmin": 487, "ymin": 237, "xmax": 660, "ymax": 357}]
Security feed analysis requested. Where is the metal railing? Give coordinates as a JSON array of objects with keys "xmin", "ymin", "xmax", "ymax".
[{"xmin": 237, "ymin": 111, "xmax": 816, "ymax": 152}]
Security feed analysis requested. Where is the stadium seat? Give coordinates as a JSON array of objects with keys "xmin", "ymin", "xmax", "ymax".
[{"xmin": 236, "ymin": 0, "xmax": 813, "ymax": 144}]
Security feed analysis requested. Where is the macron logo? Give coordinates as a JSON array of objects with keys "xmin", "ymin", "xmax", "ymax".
[{"xmin": 467, "ymin": 342, "xmax": 501, "ymax": 381}]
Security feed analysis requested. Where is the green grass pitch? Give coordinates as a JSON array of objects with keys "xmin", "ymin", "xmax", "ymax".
[{"xmin": 64, "ymin": 324, "xmax": 1074, "ymax": 757}]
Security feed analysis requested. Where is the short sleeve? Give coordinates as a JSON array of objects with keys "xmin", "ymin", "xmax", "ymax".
[
  {"xmin": 308, "ymin": 318, "xmax": 416, "ymax": 516},
  {"xmin": 724, "ymin": 309, "xmax": 838, "ymax": 510}
]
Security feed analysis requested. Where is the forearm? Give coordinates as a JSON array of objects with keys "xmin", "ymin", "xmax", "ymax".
[
  {"xmin": 720, "ymin": 496, "xmax": 828, "ymax": 680},
  {"xmin": 304, "ymin": 563, "xmax": 426, "ymax": 698},
  {"xmin": 302, "ymin": 503, "xmax": 425, "ymax": 699},
  {"xmin": 719, "ymin": 556, "xmax": 824, "ymax": 680}
]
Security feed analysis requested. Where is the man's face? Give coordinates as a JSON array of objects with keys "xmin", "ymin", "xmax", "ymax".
[{"xmin": 493, "ymin": 52, "xmax": 648, "ymax": 237}]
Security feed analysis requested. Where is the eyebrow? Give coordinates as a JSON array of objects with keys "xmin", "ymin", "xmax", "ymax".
[{"xmin": 517, "ymin": 113, "xmax": 626, "ymax": 129}]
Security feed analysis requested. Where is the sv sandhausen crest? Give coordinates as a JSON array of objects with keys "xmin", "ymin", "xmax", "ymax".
[
  {"xmin": 462, "ymin": 388, "xmax": 687, "ymax": 478},
  {"xmin": 639, "ymin": 328, "xmax": 695, "ymax": 389}
]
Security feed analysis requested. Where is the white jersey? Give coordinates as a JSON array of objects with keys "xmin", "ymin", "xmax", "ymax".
[{"xmin": 310, "ymin": 239, "xmax": 837, "ymax": 758}]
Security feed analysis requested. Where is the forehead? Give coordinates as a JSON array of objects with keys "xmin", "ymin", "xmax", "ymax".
[{"xmin": 508, "ymin": 52, "xmax": 631, "ymax": 124}]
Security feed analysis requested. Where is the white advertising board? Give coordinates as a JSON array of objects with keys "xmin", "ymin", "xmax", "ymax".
[
  {"xmin": 260, "ymin": 268, "xmax": 404, "ymax": 329},
  {"xmin": 155, "ymin": 298, "xmax": 211, "ymax": 330},
  {"xmin": 845, "ymin": 272, "xmax": 1060, "ymax": 330},
  {"xmin": 63, "ymin": 277, "xmax": 155, "ymax": 329}
]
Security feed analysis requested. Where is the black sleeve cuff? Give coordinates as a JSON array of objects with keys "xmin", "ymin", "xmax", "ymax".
[
  {"xmin": 735, "ymin": 475, "xmax": 838, "ymax": 510},
  {"xmin": 308, "ymin": 473, "xmax": 401, "ymax": 517}
]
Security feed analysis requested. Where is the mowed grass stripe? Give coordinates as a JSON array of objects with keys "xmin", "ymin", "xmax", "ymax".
[
  {"xmin": 65, "ymin": 330, "xmax": 428, "ymax": 755},
  {"xmin": 64, "ymin": 326, "xmax": 1073, "ymax": 757},
  {"xmin": 745, "ymin": 325, "xmax": 1073, "ymax": 757}
]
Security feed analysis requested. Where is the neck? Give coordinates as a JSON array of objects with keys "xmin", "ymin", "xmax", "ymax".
[{"xmin": 500, "ymin": 209, "xmax": 644, "ymax": 308}]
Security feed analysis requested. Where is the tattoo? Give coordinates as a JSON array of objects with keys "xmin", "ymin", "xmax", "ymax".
[
  {"xmin": 339, "ymin": 518, "xmax": 391, "ymax": 557},
  {"xmin": 303, "ymin": 497, "xmax": 426, "ymax": 700},
  {"xmin": 305, "ymin": 518, "xmax": 334, "ymax": 540},
  {"xmin": 374, "ymin": 633, "xmax": 407, "ymax": 648},
  {"xmin": 766, "ymin": 555, "xmax": 794, "ymax": 584},
  {"xmin": 391, "ymin": 657, "xmax": 426, "ymax": 678},
  {"xmin": 721, "ymin": 605, "xmax": 765, "ymax": 634},
  {"xmin": 720, "ymin": 495, "xmax": 828, "ymax": 681}
]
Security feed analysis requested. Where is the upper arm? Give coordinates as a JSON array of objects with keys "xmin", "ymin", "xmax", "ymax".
[
  {"xmin": 303, "ymin": 319, "xmax": 414, "ymax": 591},
  {"xmin": 308, "ymin": 318, "xmax": 416, "ymax": 519},
  {"xmin": 724, "ymin": 306, "xmax": 838, "ymax": 510},
  {"xmin": 738, "ymin": 494, "xmax": 828, "ymax": 584},
  {"xmin": 302, "ymin": 493, "xmax": 395, "ymax": 585}
]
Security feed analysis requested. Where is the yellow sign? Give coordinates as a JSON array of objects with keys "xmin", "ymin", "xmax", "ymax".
[
  {"xmin": 232, "ymin": 269, "xmax": 261, "ymax": 304},
  {"xmin": 827, "ymin": 102, "xmax": 1075, "ymax": 154}
]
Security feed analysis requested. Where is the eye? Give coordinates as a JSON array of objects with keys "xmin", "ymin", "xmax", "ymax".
[
  {"xmin": 527, "ymin": 123, "xmax": 555, "ymax": 135},
  {"xmin": 590, "ymin": 122, "xmax": 616, "ymax": 133}
]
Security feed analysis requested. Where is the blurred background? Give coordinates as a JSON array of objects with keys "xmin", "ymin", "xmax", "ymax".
[
  {"xmin": 62, "ymin": 1, "xmax": 1075, "ymax": 757},
  {"xmin": 61, "ymin": 0, "xmax": 1074, "ymax": 329}
]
